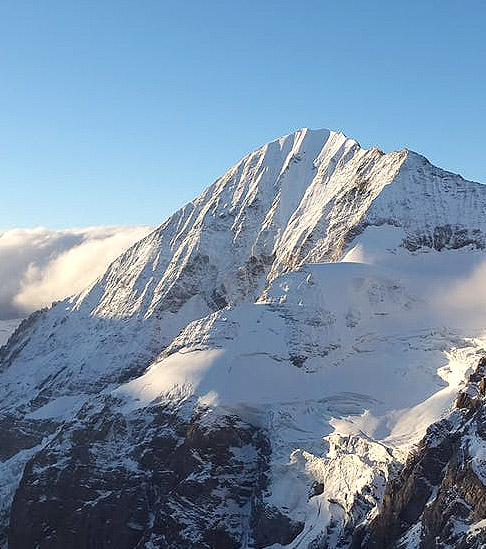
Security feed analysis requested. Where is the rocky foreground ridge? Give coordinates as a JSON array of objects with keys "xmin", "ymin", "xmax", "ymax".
[
  {"xmin": 358, "ymin": 356, "xmax": 486, "ymax": 548},
  {"xmin": 1, "ymin": 128, "xmax": 486, "ymax": 548}
]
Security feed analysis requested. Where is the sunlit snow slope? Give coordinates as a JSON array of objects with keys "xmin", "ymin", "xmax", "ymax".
[{"xmin": 1, "ymin": 128, "xmax": 486, "ymax": 548}]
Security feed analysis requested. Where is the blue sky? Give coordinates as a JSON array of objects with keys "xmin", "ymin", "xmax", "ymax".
[{"xmin": 1, "ymin": 0, "xmax": 485, "ymax": 229}]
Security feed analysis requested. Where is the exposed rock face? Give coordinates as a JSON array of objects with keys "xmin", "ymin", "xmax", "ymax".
[
  {"xmin": 1, "ymin": 128, "xmax": 486, "ymax": 548},
  {"xmin": 362, "ymin": 357, "xmax": 486, "ymax": 549},
  {"xmin": 9, "ymin": 398, "xmax": 293, "ymax": 549}
]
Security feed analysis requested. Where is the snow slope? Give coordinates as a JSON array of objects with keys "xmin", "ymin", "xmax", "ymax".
[
  {"xmin": 114, "ymin": 250, "xmax": 485, "ymax": 545},
  {"xmin": 1, "ymin": 128, "xmax": 486, "ymax": 548}
]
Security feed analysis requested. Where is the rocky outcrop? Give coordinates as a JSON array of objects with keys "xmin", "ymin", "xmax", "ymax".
[
  {"xmin": 362, "ymin": 356, "xmax": 486, "ymax": 549},
  {"xmin": 8, "ymin": 397, "xmax": 304, "ymax": 549}
]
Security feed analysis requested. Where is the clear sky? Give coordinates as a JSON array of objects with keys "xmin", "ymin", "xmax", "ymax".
[{"xmin": 1, "ymin": 0, "xmax": 485, "ymax": 229}]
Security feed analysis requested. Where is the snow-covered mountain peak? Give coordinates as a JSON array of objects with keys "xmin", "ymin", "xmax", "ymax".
[
  {"xmin": 3, "ymin": 128, "xmax": 485, "ymax": 405},
  {"xmin": 71, "ymin": 129, "xmax": 412, "ymax": 320},
  {"xmin": 70, "ymin": 127, "xmax": 486, "ymax": 330},
  {"xmin": 1, "ymin": 128, "xmax": 486, "ymax": 548}
]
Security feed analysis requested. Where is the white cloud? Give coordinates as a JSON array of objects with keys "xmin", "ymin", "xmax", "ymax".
[
  {"xmin": 0, "ymin": 226, "xmax": 152, "ymax": 319},
  {"xmin": 425, "ymin": 257, "xmax": 486, "ymax": 342},
  {"xmin": 438, "ymin": 260, "xmax": 486, "ymax": 313}
]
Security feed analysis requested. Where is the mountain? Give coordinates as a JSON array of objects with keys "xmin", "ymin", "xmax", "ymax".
[{"xmin": 1, "ymin": 128, "xmax": 486, "ymax": 548}]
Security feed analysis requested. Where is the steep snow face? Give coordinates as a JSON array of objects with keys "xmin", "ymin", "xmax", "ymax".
[
  {"xmin": 1, "ymin": 127, "xmax": 486, "ymax": 547},
  {"xmin": 366, "ymin": 152, "xmax": 486, "ymax": 251},
  {"xmin": 72, "ymin": 128, "xmax": 486, "ymax": 327},
  {"xmin": 74, "ymin": 128, "xmax": 409, "ymax": 320}
]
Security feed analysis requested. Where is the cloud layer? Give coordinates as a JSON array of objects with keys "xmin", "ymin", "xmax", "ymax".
[
  {"xmin": 437, "ymin": 259, "xmax": 486, "ymax": 314},
  {"xmin": 0, "ymin": 226, "xmax": 152, "ymax": 320}
]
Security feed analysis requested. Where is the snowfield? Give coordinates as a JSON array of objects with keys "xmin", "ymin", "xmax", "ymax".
[{"xmin": 114, "ymin": 243, "xmax": 486, "ymax": 544}]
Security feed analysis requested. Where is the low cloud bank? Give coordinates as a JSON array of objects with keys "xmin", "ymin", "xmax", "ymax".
[
  {"xmin": 436, "ymin": 259, "xmax": 486, "ymax": 315},
  {"xmin": 0, "ymin": 226, "xmax": 152, "ymax": 320}
]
